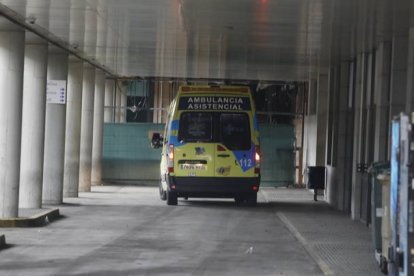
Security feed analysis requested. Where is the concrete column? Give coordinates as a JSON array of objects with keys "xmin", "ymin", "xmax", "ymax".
[
  {"xmin": 105, "ymin": 21, "xmax": 116, "ymax": 71},
  {"xmin": 153, "ymin": 83, "xmax": 160, "ymax": 123},
  {"xmin": 389, "ymin": 35, "xmax": 408, "ymax": 121},
  {"xmin": 316, "ymin": 69, "xmax": 329, "ymax": 166},
  {"xmin": 363, "ymin": 53, "xmax": 374, "ymax": 164},
  {"xmin": 63, "ymin": 58, "xmax": 83, "ymax": 197},
  {"xmin": 373, "ymin": 42, "xmax": 391, "ymax": 162},
  {"xmin": 351, "ymin": 53, "xmax": 366, "ymax": 220},
  {"xmin": 19, "ymin": 44, "xmax": 48, "ymax": 209},
  {"xmin": 0, "ymin": 32, "xmax": 25, "ymax": 218},
  {"xmin": 42, "ymin": 53, "xmax": 69, "ymax": 205},
  {"xmin": 406, "ymin": 27, "xmax": 414, "ymax": 113},
  {"xmin": 303, "ymin": 79, "xmax": 318, "ymax": 169},
  {"xmin": 120, "ymin": 84, "xmax": 127, "ymax": 123},
  {"xmin": 91, "ymin": 71, "xmax": 105, "ymax": 186},
  {"xmin": 115, "ymin": 82, "xmax": 121, "ymax": 123},
  {"xmin": 326, "ymin": 65, "xmax": 340, "ymax": 206},
  {"xmin": 78, "ymin": 65, "xmax": 95, "ymax": 192},
  {"xmin": 336, "ymin": 61, "xmax": 351, "ymax": 212},
  {"xmin": 104, "ymin": 79, "xmax": 115, "ymax": 123}
]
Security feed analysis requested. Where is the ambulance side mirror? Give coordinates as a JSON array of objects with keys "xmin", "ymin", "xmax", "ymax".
[{"xmin": 151, "ymin": 133, "xmax": 163, "ymax": 149}]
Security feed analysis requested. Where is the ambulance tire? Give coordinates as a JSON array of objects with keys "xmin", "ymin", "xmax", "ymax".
[
  {"xmin": 246, "ymin": 193, "xmax": 257, "ymax": 207},
  {"xmin": 159, "ymin": 184, "xmax": 167, "ymax": 201},
  {"xmin": 380, "ymin": 256, "xmax": 388, "ymax": 274},
  {"xmin": 234, "ymin": 195, "xmax": 244, "ymax": 205},
  {"xmin": 167, "ymin": 191, "xmax": 178, "ymax": 205},
  {"xmin": 234, "ymin": 194, "xmax": 257, "ymax": 206}
]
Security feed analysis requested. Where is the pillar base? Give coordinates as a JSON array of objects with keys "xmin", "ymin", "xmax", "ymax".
[{"xmin": 0, "ymin": 208, "xmax": 60, "ymax": 227}]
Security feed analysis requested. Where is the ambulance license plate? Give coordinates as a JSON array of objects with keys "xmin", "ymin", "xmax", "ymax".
[{"xmin": 180, "ymin": 164, "xmax": 206, "ymax": 170}]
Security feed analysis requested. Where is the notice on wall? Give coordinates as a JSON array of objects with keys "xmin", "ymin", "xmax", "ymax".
[{"xmin": 47, "ymin": 80, "xmax": 66, "ymax": 104}]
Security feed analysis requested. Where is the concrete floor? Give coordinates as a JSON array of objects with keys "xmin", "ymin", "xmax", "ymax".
[{"xmin": 0, "ymin": 186, "xmax": 381, "ymax": 276}]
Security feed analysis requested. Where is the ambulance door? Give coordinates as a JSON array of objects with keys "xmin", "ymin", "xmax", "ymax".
[
  {"xmin": 174, "ymin": 112, "xmax": 215, "ymax": 177},
  {"xmin": 215, "ymin": 113, "xmax": 255, "ymax": 177}
]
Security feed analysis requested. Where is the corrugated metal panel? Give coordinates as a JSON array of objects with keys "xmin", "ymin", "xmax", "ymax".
[
  {"xmin": 102, "ymin": 123, "xmax": 164, "ymax": 181},
  {"xmin": 102, "ymin": 123, "xmax": 295, "ymax": 186}
]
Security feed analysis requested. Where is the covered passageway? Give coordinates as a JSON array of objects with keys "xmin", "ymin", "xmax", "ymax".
[{"xmin": 0, "ymin": 1, "xmax": 413, "ymax": 275}]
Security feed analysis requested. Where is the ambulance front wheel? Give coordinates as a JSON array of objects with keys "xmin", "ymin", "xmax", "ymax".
[{"xmin": 167, "ymin": 190, "xmax": 178, "ymax": 205}]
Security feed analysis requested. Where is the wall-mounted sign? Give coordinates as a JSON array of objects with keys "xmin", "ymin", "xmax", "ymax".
[{"xmin": 47, "ymin": 80, "xmax": 66, "ymax": 104}]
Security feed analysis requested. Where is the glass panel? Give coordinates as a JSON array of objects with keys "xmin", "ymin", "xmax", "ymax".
[
  {"xmin": 178, "ymin": 112, "xmax": 213, "ymax": 142},
  {"xmin": 220, "ymin": 113, "xmax": 251, "ymax": 150}
]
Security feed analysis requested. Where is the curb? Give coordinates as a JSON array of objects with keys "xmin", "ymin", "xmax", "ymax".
[{"xmin": 0, "ymin": 208, "xmax": 60, "ymax": 227}]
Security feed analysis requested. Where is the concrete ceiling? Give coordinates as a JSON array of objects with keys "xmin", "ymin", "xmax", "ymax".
[{"xmin": 0, "ymin": 0, "xmax": 401, "ymax": 81}]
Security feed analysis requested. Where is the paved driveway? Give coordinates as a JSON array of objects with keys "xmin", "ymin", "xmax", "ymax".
[{"xmin": 0, "ymin": 186, "xmax": 380, "ymax": 276}]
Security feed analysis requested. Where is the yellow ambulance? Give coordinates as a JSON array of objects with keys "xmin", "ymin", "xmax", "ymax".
[{"xmin": 151, "ymin": 85, "xmax": 261, "ymax": 206}]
